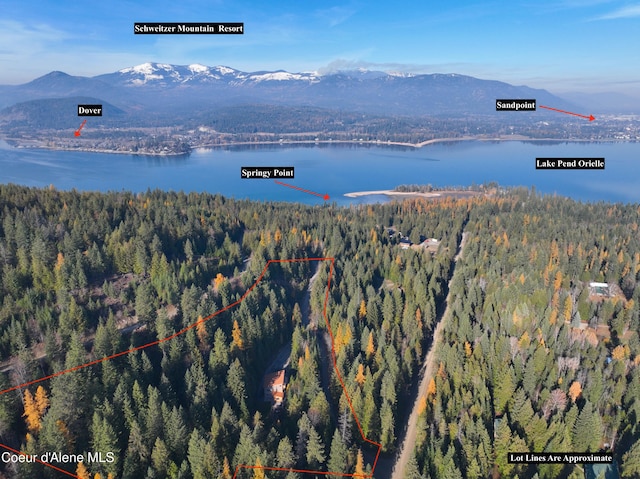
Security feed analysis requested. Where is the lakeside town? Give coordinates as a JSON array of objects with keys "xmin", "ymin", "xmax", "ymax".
[{"xmin": 3, "ymin": 113, "xmax": 639, "ymax": 156}]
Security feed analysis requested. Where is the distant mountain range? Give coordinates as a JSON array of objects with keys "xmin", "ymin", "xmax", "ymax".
[{"xmin": 1, "ymin": 62, "xmax": 638, "ymax": 129}]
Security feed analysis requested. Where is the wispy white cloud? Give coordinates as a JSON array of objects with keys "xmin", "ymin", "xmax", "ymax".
[
  {"xmin": 317, "ymin": 59, "xmax": 468, "ymax": 75},
  {"xmin": 315, "ymin": 6, "xmax": 357, "ymax": 27},
  {"xmin": 0, "ymin": 20, "xmax": 145, "ymax": 83},
  {"xmin": 591, "ymin": 3, "xmax": 640, "ymax": 19},
  {"xmin": 0, "ymin": 20, "xmax": 71, "ymax": 53}
]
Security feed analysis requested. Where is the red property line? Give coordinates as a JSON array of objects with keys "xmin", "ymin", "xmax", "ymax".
[{"xmin": 0, "ymin": 257, "xmax": 383, "ymax": 479}]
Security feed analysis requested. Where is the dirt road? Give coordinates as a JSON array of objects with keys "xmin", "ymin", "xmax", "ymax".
[{"xmin": 391, "ymin": 232, "xmax": 467, "ymax": 479}]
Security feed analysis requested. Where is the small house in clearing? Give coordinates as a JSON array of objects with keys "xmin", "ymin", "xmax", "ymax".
[
  {"xmin": 263, "ymin": 369, "xmax": 286, "ymax": 407},
  {"xmin": 589, "ymin": 282, "xmax": 611, "ymax": 297}
]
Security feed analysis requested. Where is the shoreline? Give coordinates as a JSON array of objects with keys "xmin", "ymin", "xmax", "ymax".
[
  {"xmin": 1, "ymin": 136, "xmax": 636, "ymax": 157},
  {"xmin": 11, "ymin": 146, "xmax": 189, "ymax": 157},
  {"xmin": 200, "ymin": 136, "xmax": 636, "ymax": 150},
  {"xmin": 344, "ymin": 189, "xmax": 483, "ymax": 199},
  {"xmin": 344, "ymin": 189, "xmax": 442, "ymax": 198}
]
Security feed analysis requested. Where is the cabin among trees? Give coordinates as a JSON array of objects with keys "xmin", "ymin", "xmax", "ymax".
[
  {"xmin": 589, "ymin": 281, "xmax": 612, "ymax": 298},
  {"xmin": 263, "ymin": 369, "xmax": 286, "ymax": 407}
]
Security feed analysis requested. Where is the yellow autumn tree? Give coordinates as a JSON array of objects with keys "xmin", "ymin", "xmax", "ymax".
[
  {"xmin": 259, "ymin": 231, "xmax": 271, "ymax": 246},
  {"xmin": 214, "ymin": 273, "xmax": 225, "ymax": 289},
  {"xmin": 54, "ymin": 252, "xmax": 66, "ymax": 289},
  {"xmin": 354, "ymin": 449, "xmax": 365, "ymax": 477},
  {"xmin": 427, "ymin": 378, "xmax": 437, "ymax": 398},
  {"xmin": 34, "ymin": 386, "xmax": 49, "ymax": 416},
  {"xmin": 568, "ymin": 381, "xmax": 582, "ymax": 402},
  {"xmin": 94, "ymin": 473, "xmax": 102, "ymax": 479},
  {"xmin": 232, "ymin": 320, "xmax": 244, "ymax": 349},
  {"xmin": 355, "ymin": 364, "xmax": 366, "ymax": 386},
  {"xmin": 222, "ymin": 457, "xmax": 232, "ymax": 479},
  {"xmin": 76, "ymin": 462, "xmax": 90, "ymax": 479},
  {"xmin": 55, "ymin": 252, "xmax": 65, "ymax": 271},
  {"xmin": 554, "ymin": 271, "xmax": 563, "ymax": 291},
  {"xmin": 196, "ymin": 315, "xmax": 208, "ymax": 346},
  {"xmin": 563, "ymin": 295, "xmax": 573, "ymax": 322},
  {"xmin": 518, "ymin": 331, "xmax": 531, "ymax": 350},
  {"xmin": 612, "ymin": 345, "xmax": 626, "ymax": 361},
  {"xmin": 334, "ymin": 324, "xmax": 352, "ymax": 354},
  {"xmin": 365, "ymin": 333, "xmax": 375, "ymax": 357},
  {"xmin": 358, "ymin": 300, "xmax": 367, "ymax": 319},
  {"xmin": 23, "ymin": 390, "xmax": 40, "ymax": 432},
  {"xmin": 417, "ymin": 395, "xmax": 427, "ymax": 416},
  {"xmin": 253, "ymin": 457, "xmax": 265, "ymax": 479}
]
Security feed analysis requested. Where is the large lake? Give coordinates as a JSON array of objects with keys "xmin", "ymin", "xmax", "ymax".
[{"xmin": 1, "ymin": 140, "xmax": 638, "ymax": 205}]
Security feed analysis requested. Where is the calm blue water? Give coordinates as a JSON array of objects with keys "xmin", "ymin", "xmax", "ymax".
[{"xmin": 1, "ymin": 140, "xmax": 638, "ymax": 205}]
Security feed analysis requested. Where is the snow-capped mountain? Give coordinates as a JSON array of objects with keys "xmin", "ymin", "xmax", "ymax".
[
  {"xmin": 0, "ymin": 62, "xmax": 587, "ymax": 117},
  {"xmin": 95, "ymin": 62, "xmax": 319, "ymax": 87}
]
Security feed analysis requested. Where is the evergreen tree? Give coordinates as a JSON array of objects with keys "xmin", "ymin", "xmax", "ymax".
[
  {"xmin": 404, "ymin": 452, "xmax": 424, "ymax": 479},
  {"xmin": 276, "ymin": 436, "xmax": 296, "ymax": 469},
  {"xmin": 572, "ymin": 401, "xmax": 602, "ymax": 452},
  {"xmin": 305, "ymin": 426, "xmax": 326, "ymax": 469},
  {"xmin": 327, "ymin": 429, "xmax": 347, "ymax": 478},
  {"xmin": 622, "ymin": 440, "xmax": 640, "ymax": 478}
]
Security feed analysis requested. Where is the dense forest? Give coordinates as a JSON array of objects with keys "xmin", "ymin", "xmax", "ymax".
[
  {"xmin": 412, "ymin": 192, "xmax": 640, "ymax": 478},
  {"xmin": 0, "ymin": 185, "xmax": 462, "ymax": 478},
  {"xmin": 0, "ymin": 185, "xmax": 638, "ymax": 478}
]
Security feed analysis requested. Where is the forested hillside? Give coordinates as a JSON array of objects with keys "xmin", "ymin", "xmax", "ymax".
[
  {"xmin": 0, "ymin": 185, "xmax": 467, "ymax": 479},
  {"xmin": 0, "ymin": 186, "xmax": 638, "ymax": 478},
  {"xmin": 412, "ymin": 192, "xmax": 640, "ymax": 478}
]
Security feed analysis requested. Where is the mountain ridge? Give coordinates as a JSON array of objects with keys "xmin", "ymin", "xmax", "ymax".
[{"xmin": 0, "ymin": 62, "xmax": 627, "ymax": 119}]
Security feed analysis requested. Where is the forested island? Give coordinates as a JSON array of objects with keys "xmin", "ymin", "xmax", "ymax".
[{"xmin": 0, "ymin": 185, "xmax": 638, "ymax": 478}]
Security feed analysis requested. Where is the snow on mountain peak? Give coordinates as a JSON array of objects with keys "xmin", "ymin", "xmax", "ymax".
[
  {"xmin": 188, "ymin": 64, "xmax": 209, "ymax": 73},
  {"xmin": 114, "ymin": 63, "xmax": 320, "ymax": 86},
  {"xmin": 388, "ymin": 71, "xmax": 416, "ymax": 78},
  {"xmin": 119, "ymin": 63, "xmax": 154, "ymax": 74},
  {"xmin": 246, "ymin": 71, "xmax": 318, "ymax": 83},
  {"xmin": 213, "ymin": 66, "xmax": 237, "ymax": 75}
]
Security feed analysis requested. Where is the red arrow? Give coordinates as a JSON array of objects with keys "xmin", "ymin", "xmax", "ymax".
[
  {"xmin": 539, "ymin": 105, "xmax": 595, "ymax": 121},
  {"xmin": 74, "ymin": 119, "xmax": 87, "ymax": 137},
  {"xmin": 274, "ymin": 180, "xmax": 329, "ymax": 201}
]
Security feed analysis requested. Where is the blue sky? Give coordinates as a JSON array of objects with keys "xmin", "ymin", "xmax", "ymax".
[{"xmin": 1, "ymin": 0, "xmax": 639, "ymax": 95}]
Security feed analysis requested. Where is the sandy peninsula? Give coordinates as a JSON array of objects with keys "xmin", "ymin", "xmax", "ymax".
[{"xmin": 344, "ymin": 190, "xmax": 442, "ymax": 198}]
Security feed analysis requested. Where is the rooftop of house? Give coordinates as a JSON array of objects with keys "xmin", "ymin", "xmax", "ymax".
[{"xmin": 264, "ymin": 369, "xmax": 285, "ymax": 390}]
